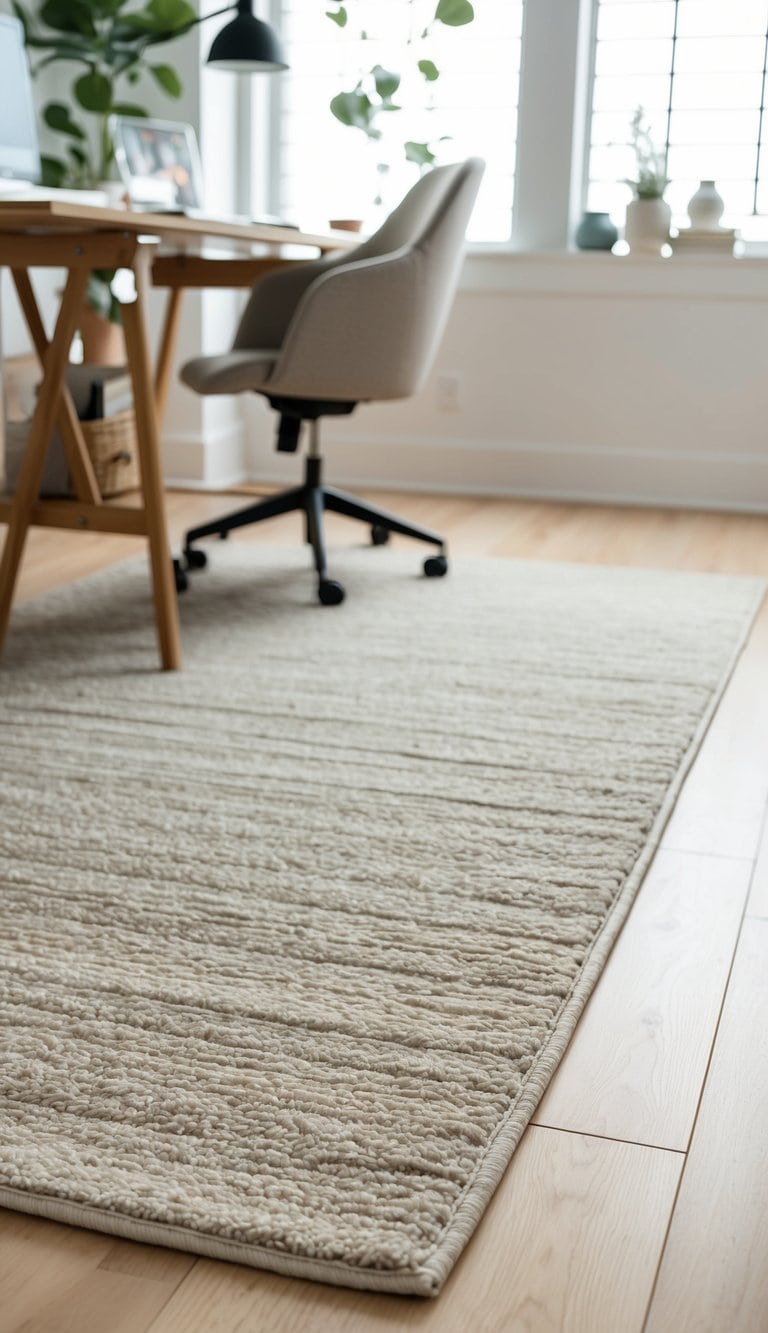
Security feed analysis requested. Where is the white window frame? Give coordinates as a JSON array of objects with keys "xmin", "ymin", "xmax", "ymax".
[{"xmin": 512, "ymin": 0, "xmax": 596, "ymax": 250}]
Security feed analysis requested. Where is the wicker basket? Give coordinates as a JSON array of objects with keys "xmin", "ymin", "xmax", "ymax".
[
  {"xmin": 3, "ymin": 409, "xmax": 140, "ymax": 500},
  {"xmin": 79, "ymin": 409, "xmax": 140, "ymax": 497}
]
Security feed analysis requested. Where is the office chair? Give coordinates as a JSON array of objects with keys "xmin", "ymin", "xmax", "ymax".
[{"xmin": 178, "ymin": 157, "xmax": 484, "ymax": 604}]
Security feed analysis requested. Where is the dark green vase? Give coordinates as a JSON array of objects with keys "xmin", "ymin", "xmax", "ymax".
[{"xmin": 575, "ymin": 211, "xmax": 619, "ymax": 251}]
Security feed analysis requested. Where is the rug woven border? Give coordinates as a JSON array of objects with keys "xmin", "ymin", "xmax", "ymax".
[{"xmin": 2, "ymin": 575, "xmax": 763, "ymax": 1298}]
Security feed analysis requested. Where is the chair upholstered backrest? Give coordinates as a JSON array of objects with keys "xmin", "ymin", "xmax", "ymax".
[
  {"xmin": 232, "ymin": 157, "xmax": 484, "ymax": 404},
  {"xmin": 350, "ymin": 158, "xmax": 478, "ymax": 263}
]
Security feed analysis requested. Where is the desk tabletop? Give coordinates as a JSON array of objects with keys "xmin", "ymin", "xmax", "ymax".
[{"xmin": 0, "ymin": 199, "xmax": 357, "ymax": 251}]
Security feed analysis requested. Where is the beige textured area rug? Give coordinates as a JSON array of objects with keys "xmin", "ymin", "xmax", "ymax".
[{"xmin": 0, "ymin": 548, "xmax": 762, "ymax": 1296}]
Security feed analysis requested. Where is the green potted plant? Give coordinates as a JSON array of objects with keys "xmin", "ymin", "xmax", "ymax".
[
  {"xmin": 13, "ymin": 0, "xmax": 198, "ymax": 356},
  {"xmin": 623, "ymin": 106, "xmax": 671, "ymax": 255},
  {"xmin": 325, "ymin": 0, "xmax": 474, "ymax": 222}
]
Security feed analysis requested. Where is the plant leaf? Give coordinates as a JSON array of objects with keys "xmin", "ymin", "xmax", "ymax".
[
  {"xmin": 43, "ymin": 101, "xmax": 86, "ymax": 138},
  {"xmin": 91, "ymin": 0, "xmax": 130, "ymax": 14},
  {"xmin": 74, "ymin": 70, "xmax": 113, "ymax": 113},
  {"xmin": 330, "ymin": 89, "xmax": 376, "ymax": 133},
  {"xmin": 372, "ymin": 64, "xmax": 400, "ymax": 100},
  {"xmin": 34, "ymin": 50, "xmax": 94, "ymax": 70},
  {"xmin": 417, "ymin": 59, "xmax": 440, "ymax": 81},
  {"xmin": 23, "ymin": 33, "xmax": 91, "ymax": 54},
  {"xmin": 40, "ymin": 0, "xmax": 96, "ymax": 36},
  {"xmin": 325, "ymin": 6, "xmax": 347, "ymax": 27},
  {"xmin": 67, "ymin": 144, "xmax": 89, "ymax": 167},
  {"xmin": 149, "ymin": 63, "xmax": 182, "ymax": 96},
  {"xmin": 119, "ymin": 0, "xmax": 196, "ymax": 33},
  {"xmin": 40, "ymin": 154, "xmax": 67, "ymax": 187},
  {"xmin": 405, "ymin": 140, "xmax": 437, "ymax": 166},
  {"xmin": 434, "ymin": 0, "xmax": 474, "ymax": 27},
  {"xmin": 110, "ymin": 102, "xmax": 149, "ymax": 118},
  {"xmin": 147, "ymin": 0, "xmax": 196, "ymax": 23}
]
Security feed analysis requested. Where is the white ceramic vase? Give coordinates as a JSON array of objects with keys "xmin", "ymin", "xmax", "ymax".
[
  {"xmin": 686, "ymin": 179, "xmax": 724, "ymax": 230},
  {"xmin": 624, "ymin": 197, "xmax": 672, "ymax": 255}
]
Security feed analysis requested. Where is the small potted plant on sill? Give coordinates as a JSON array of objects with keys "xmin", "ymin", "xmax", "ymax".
[
  {"xmin": 623, "ymin": 106, "xmax": 671, "ymax": 255},
  {"xmin": 13, "ymin": 0, "xmax": 196, "ymax": 362}
]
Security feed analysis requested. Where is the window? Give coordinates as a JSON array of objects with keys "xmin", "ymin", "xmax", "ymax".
[
  {"xmin": 586, "ymin": 0, "xmax": 768, "ymax": 239},
  {"xmin": 271, "ymin": 1, "xmax": 523, "ymax": 242}
]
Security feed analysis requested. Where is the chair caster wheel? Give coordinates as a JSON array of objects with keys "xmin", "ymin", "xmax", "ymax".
[
  {"xmin": 173, "ymin": 558, "xmax": 189, "ymax": 594},
  {"xmin": 318, "ymin": 579, "xmax": 345, "ymax": 606},
  {"xmin": 371, "ymin": 524, "xmax": 390, "ymax": 546},
  {"xmin": 218, "ymin": 530, "xmax": 230, "ymax": 541},
  {"xmin": 424, "ymin": 554, "xmax": 448, "ymax": 578},
  {"xmin": 184, "ymin": 547, "xmax": 208, "ymax": 570}
]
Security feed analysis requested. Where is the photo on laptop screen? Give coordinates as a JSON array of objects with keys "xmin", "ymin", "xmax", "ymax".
[{"xmin": 109, "ymin": 116, "xmax": 203, "ymax": 211}]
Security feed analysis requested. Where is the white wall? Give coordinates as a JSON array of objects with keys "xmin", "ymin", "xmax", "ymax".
[{"xmin": 234, "ymin": 250, "xmax": 768, "ymax": 513}]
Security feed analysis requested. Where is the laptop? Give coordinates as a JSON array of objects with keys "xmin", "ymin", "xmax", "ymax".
[
  {"xmin": 110, "ymin": 115, "xmax": 206, "ymax": 212},
  {"xmin": 108, "ymin": 114, "xmax": 297, "ymax": 229},
  {"xmin": 0, "ymin": 14, "xmax": 40, "ymax": 187}
]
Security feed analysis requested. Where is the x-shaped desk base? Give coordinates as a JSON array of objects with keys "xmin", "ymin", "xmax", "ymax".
[{"xmin": 0, "ymin": 230, "xmax": 181, "ymax": 668}]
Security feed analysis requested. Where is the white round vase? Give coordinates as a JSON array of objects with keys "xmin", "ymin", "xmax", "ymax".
[
  {"xmin": 624, "ymin": 197, "xmax": 672, "ymax": 255},
  {"xmin": 686, "ymin": 179, "xmax": 724, "ymax": 230}
]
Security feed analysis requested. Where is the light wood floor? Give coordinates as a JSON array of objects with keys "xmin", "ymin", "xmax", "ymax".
[{"xmin": 2, "ymin": 491, "xmax": 768, "ymax": 1333}]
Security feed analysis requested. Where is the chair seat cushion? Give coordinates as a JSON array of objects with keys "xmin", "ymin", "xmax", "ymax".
[{"xmin": 180, "ymin": 349, "xmax": 279, "ymax": 395}]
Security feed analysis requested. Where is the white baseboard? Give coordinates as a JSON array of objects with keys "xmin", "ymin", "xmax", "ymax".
[
  {"xmin": 162, "ymin": 423, "xmax": 248, "ymax": 489},
  {"xmin": 242, "ymin": 431, "xmax": 768, "ymax": 514}
]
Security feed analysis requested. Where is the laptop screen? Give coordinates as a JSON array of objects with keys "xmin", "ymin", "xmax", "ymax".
[
  {"xmin": 0, "ymin": 15, "xmax": 41, "ymax": 184},
  {"xmin": 110, "ymin": 116, "xmax": 203, "ymax": 210}
]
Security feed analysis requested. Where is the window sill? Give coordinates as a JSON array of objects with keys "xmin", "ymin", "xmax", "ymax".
[{"xmin": 460, "ymin": 245, "xmax": 768, "ymax": 298}]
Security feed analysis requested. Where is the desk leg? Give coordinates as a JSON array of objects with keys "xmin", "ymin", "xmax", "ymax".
[
  {"xmin": 121, "ymin": 252, "xmax": 182, "ymax": 671},
  {"xmin": 12, "ymin": 269, "xmax": 101, "ymax": 506},
  {"xmin": 154, "ymin": 287, "xmax": 184, "ymax": 430},
  {"xmin": 0, "ymin": 266, "xmax": 88, "ymax": 655}
]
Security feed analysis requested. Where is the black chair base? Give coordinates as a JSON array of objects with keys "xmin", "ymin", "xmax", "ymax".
[{"xmin": 181, "ymin": 454, "xmax": 447, "ymax": 604}]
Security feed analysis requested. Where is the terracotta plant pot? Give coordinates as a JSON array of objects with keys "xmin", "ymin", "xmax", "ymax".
[{"xmin": 78, "ymin": 304, "xmax": 126, "ymax": 367}]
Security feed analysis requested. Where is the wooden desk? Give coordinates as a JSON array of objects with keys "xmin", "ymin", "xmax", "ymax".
[{"xmin": 0, "ymin": 202, "xmax": 355, "ymax": 669}]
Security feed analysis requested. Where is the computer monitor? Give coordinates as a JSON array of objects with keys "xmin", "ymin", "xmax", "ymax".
[{"xmin": 0, "ymin": 14, "xmax": 41, "ymax": 186}]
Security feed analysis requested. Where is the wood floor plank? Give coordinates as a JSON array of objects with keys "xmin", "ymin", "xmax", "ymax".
[
  {"xmin": 746, "ymin": 814, "xmax": 768, "ymax": 919},
  {"xmin": 6, "ymin": 1267, "xmax": 187, "ymax": 1333},
  {"xmin": 533, "ymin": 849, "xmax": 751, "ymax": 1150},
  {"xmin": 0, "ymin": 1212, "xmax": 113, "ymax": 1332},
  {"xmin": 98, "ymin": 1239, "xmax": 196, "ymax": 1284},
  {"xmin": 645, "ymin": 918, "xmax": 768, "ymax": 1333},
  {"xmin": 145, "ymin": 1128, "xmax": 681, "ymax": 1333},
  {"xmin": 660, "ymin": 599, "xmax": 768, "ymax": 859},
  {"xmin": 0, "ymin": 1210, "xmax": 109, "ymax": 1308},
  {"xmin": 0, "ymin": 1213, "xmax": 196, "ymax": 1333}
]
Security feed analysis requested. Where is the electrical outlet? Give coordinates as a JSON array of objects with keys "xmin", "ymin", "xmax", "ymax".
[{"xmin": 436, "ymin": 372, "xmax": 462, "ymax": 412}]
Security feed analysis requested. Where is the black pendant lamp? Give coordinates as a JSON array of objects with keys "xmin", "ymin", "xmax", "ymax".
[{"xmin": 206, "ymin": 1, "xmax": 288, "ymax": 73}]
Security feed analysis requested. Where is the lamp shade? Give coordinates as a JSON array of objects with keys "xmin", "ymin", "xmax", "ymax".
[{"xmin": 206, "ymin": 2, "xmax": 287, "ymax": 73}]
